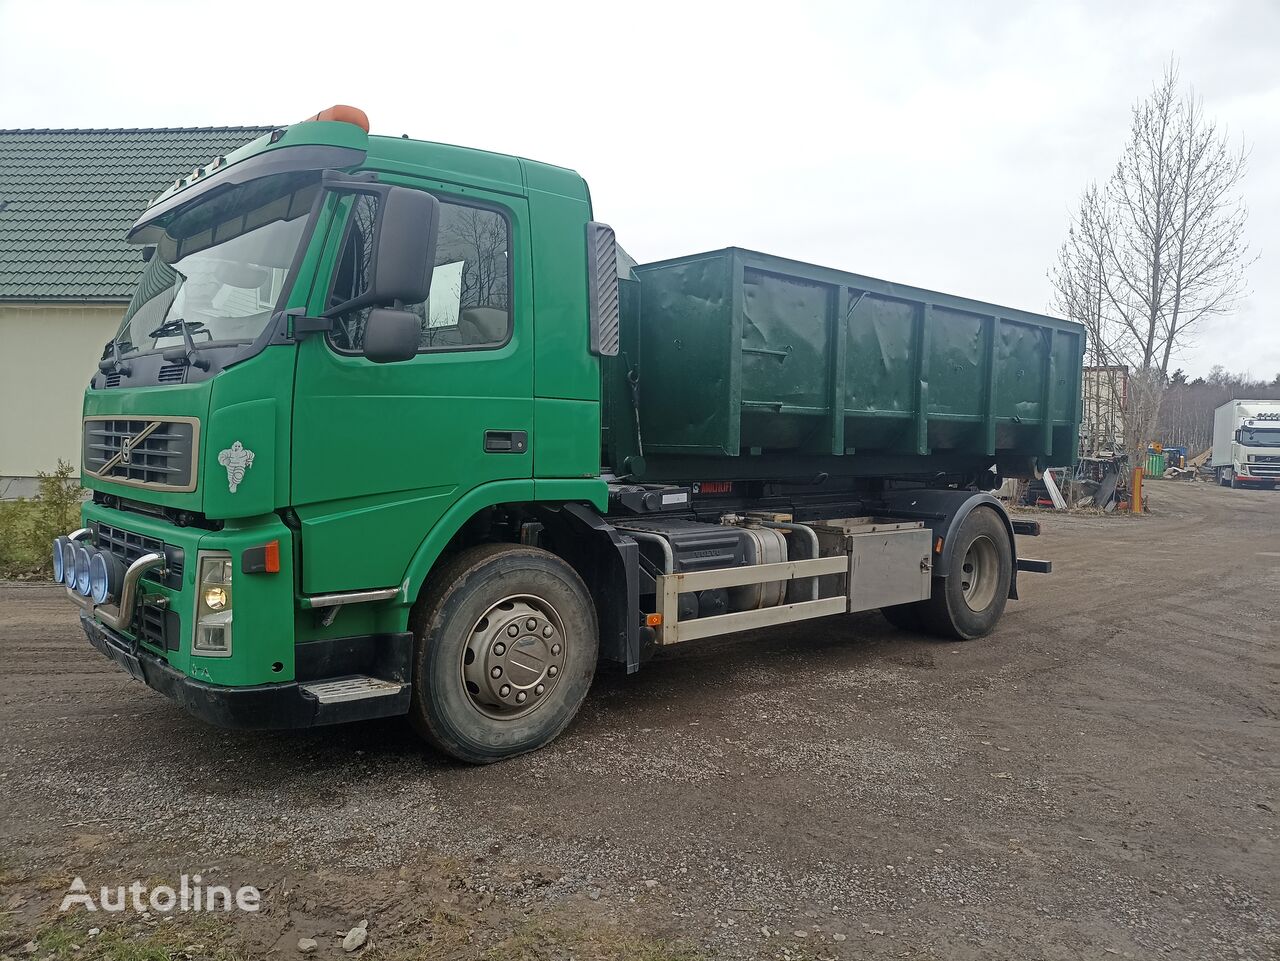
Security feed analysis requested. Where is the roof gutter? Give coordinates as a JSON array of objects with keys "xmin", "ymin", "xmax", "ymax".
[{"xmin": 0, "ymin": 296, "xmax": 132, "ymax": 304}]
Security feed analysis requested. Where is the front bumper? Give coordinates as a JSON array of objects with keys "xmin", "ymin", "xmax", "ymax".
[
  {"xmin": 1236, "ymin": 471, "xmax": 1279, "ymax": 485},
  {"xmin": 80, "ymin": 612, "xmax": 412, "ymax": 729}
]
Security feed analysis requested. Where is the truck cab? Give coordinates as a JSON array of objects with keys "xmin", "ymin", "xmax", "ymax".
[
  {"xmin": 54, "ymin": 107, "xmax": 1073, "ymax": 762},
  {"xmin": 1213, "ymin": 402, "xmax": 1280, "ymax": 489}
]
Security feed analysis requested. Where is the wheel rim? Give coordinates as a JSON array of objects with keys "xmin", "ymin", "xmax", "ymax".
[
  {"xmin": 461, "ymin": 594, "xmax": 567, "ymax": 720},
  {"xmin": 959, "ymin": 535, "xmax": 1000, "ymax": 612}
]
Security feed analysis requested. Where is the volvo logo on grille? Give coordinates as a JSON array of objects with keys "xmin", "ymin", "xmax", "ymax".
[{"xmin": 102, "ymin": 422, "xmax": 161, "ymax": 473}]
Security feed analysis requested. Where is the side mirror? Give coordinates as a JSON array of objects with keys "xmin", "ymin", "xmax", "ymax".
[
  {"xmin": 369, "ymin": 186, "xmax": 439, "ymax": 306},
  {"xmin": 325, "ymin": 185, "xmax": 440, "ymax": 318},
  {"xmin": 362, "ymin": 307, "xmax": 421, "ymax": 363}
]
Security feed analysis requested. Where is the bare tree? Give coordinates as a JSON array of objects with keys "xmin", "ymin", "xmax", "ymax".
[
  {"xmin": 441, "ymin": 207, "xmax": 508, "ymax": 311},
  {"xmin": 1051, "ymin": 183, "xmax": 1129, "ymax": 453},
  {"xmin": 1051, "ymin": 60, "xmax": 1253, "ymax": 456}
]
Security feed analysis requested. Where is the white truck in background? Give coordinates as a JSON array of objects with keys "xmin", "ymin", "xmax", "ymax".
[{"xmin": 1212, "ymin": 399, "xmax": 1280, "ymax": 489}]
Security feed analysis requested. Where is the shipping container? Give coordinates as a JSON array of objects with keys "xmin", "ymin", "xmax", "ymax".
[{"xmin": 604, "ymin": 248, "xmax": 1084, "ymax": 483}]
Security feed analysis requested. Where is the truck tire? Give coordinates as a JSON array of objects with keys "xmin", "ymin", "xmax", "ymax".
[
  {"xmin": 408, "ymin": 543, "xmax": 598, "ymax": 764},
  {"xmin": 919, "ymin": 507, "xmax": 1012, "ymax": 640}
]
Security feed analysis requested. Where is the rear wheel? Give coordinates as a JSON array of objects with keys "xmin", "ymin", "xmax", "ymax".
[
  {"xmin": 919, "ymin": 508, "xmax": 1012, "ymax": 640},
  {"xmin": 408, "ymin": 543, "xmax": 598, "ymax": 764}
]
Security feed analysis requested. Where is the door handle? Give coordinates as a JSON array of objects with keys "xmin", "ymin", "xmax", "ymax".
[{"xmin": 483, "ymin": 430, "xmax": 528, "ymax": 454}]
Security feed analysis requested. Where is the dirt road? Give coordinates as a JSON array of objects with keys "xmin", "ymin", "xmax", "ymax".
[{"xmin": 1, "ymin": 480, "xmax": 1276, "ymax": 960}]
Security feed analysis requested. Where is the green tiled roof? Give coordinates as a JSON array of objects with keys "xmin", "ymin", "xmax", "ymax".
[{"xmin": 0, "ymin": 127, "xmax": 276, "ymax": 300}]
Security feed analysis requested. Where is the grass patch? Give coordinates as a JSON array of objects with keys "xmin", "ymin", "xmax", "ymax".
[
  {"xmin": 0, "ymin": 499, "xmax": 44, "ymax": 577},
  {"xmin": 25, "ymin": 917, "xmax": 246, "ymax": 961},
  {"xmin": 36, "ymin": 924, "xmax": 79, "ymax": 958}
]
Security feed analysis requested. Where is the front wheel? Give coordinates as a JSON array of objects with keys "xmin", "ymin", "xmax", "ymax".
[
  {"xmin": 408, "ymin": 543, "xmax": 598, "ymax": 764},
  {"xmin": 918, "ymin": 508, "xmax": 1013, "ymax": 640}
]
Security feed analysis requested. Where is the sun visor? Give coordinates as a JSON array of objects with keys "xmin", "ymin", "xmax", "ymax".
[{"xmin": 127, "ymin": 141, "xmax": 366, "ymax": 246}]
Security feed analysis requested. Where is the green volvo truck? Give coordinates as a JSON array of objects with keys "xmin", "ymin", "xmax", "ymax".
[{"xmin": 53, "ymin": 107, "xmax": 1083, "ymax": 763}]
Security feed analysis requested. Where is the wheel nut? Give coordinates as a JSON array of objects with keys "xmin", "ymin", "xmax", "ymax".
[
  {"xmin": 500, "ymin": 684, "xmax": 511, "ymax": 697},
  {"xmin": 507, "ymin": 624, "xmax": 519, "ymax": 637},
  {"xmin": 535, "ymin": 684, "xmax": 545, "ymax": 696},
  {"xmin": 516, "ymin": 691, "xmax": 527, "ymax": 703},
  {"xmin": 526, "ymin": 618, "xmax": 537, "ymax": 631},
  {"xmin": 491, "ymin": 666, "xmax": 502, "ymax": 678},
  {"xmin": 551, "ymin": 643, "xmax": 561, "ymax": 656},
  {"xmin": 494, "ymin": 642, "xmax": 506, "ymax": 656},
  {"xmin": 547, "ymin": 666, "xmax": 558, "ymax": 677},
  {"xmin": 542, "ymin": 625, "xmax": 553, "ymax": 637}
]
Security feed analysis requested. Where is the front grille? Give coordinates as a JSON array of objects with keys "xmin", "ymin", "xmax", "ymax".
[
  {"xmin": 104, "ymin": 372, "xmax": 121, "ymax": 388},
  {"xmin": 1247, "ymin": 462, "xmax": 1280, "ymax": 477},
  {"xmin": 82, "ymin": 417, "xmax": 198, "ymax": 491},
  {"xmin": 94, "ymin": 521, "xmax": 184, "ymax": 588}
]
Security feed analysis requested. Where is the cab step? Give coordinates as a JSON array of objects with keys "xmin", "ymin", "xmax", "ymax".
[{"xmin": 301, "ymin": 675, "xmax": 406, "ymax": 704}]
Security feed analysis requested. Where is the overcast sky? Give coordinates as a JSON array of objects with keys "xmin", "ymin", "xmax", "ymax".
[{"xmin": 2, "ymin": 0, "xmax": 1276, "ymax": 379}]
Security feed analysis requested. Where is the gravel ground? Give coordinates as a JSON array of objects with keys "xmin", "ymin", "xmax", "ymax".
[{"xmin": 0, "ymin": 479, "xmax": 1276, "ymax": 959}]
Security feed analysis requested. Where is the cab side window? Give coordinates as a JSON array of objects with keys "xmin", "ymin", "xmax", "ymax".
[{"xmin": 328, "ymin": 194, "xmax": 511, "ymax": 353}]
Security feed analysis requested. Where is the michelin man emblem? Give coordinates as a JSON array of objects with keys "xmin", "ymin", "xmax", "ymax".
[{"xmin": 217, "ymin": 441, "xmax": 255, "ymax": 493}]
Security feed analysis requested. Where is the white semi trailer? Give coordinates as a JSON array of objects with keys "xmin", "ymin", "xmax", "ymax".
[{"xmin": 1212, "ymin": 399, "xmax": 1280, "ymax": 489}]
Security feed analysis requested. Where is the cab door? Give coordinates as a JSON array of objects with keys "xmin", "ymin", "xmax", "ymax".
[{"xmin": 291, "ymin": 185, "xmax": 532, "ymax": 595}]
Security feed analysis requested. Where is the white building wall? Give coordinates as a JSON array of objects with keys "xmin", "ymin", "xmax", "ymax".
[{"xmin": 0, "ymin": 302, "xmax": 125, "ymax": 496}]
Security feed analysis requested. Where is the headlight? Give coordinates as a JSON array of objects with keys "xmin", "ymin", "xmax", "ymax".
[
  {"xmin": 203, "ymin": 585, "xmax": 229, "ymax": 610},
  {"xmin": 61, "ymin": 540, "xmax": 78, "ymax": 588},
  {"xmin": 193, "ymin": 552, "xmax": 233, "ymax": 656},
  {"xmin": 52, "ymin": 536, "xmax": 69, "ymax": 583},
  {"xmin": 89, "ymin": 551, "xmax": 125, "ymax": 606},
  {"xmin": 74, "ymin": 546, "xmax": 93, "ymax": 597}
]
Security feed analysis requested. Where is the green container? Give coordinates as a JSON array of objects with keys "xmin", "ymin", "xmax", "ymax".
[
  {"xmin": 1146, "ymin": 453, "xmax": 1166, "ymax": 477},
  {"xmin": 604, "ymin": 248, "xmax": 1085, "ymax": 484}
]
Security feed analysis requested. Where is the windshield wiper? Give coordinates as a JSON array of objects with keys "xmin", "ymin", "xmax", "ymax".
[
  {"xmin": 98, "ymin": 339, "xmax": 133, "ymax": 376},
  {"xmin": 152, "ymin": 319, "xmax": 212, "ymax": 371}
]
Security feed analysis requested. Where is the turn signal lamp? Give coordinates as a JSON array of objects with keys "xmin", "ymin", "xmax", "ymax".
[{"xmin": 299, "ymin": 104, "xmax": 370, "ymax": 132}]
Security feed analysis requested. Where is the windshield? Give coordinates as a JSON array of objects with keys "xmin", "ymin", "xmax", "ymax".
[
  {"xmin": 1240, "ymin": 427, "xmax": 1280, "ymax": 447},
  {"xmin": 114, "ymin": 178, "xmax": 318, "ymax": 355}
]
